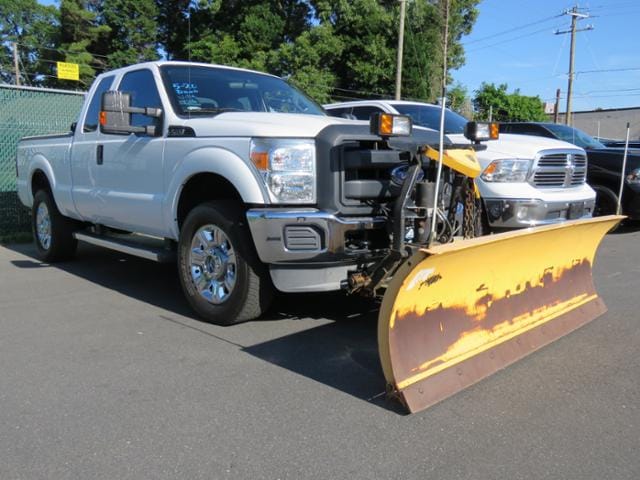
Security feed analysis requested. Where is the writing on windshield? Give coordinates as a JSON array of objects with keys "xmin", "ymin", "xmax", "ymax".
[{"xmin": 160, "ymin": 65, "xmax": 325, "ymax": 117}]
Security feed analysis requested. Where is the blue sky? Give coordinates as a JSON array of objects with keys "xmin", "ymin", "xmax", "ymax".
[{"xmin": 453, "ymin": 0, "xmax": 640, "ymax": 112}]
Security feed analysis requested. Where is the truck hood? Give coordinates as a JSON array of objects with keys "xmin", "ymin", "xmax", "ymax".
[
  {"xmin": 183, "ymin": 112, "xmax": 357, "ymax": 138},
  {"xmin": 447, "ymin": 132, "xmax": 585, "ymax": 159}
]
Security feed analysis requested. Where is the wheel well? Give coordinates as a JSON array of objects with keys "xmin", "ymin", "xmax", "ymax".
[
  {"xmin": 31, "ymin": 170, "xmax": 51, "ymax": 197},
  {"xmin": 177, "ymin": 173, "xmax": 244, "ymax": 229}
]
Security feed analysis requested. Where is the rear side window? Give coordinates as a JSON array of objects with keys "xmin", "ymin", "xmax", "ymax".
[
  {"xmin": 502, "ymin": 124, "xmax": 544, "ymax": 136},
  {"xmin": 118, "ymin": 69, "xmax": 162, "ymax": 127},
  {"xmin": 351, "ymin": 105, "xmax": 384, "ymax": 121},
  {"xmin": 326, "ymin": 107, "xmax": 351, "ymax": 118},
  {"xmin": 83, "ymin": 76, "xmax": 114, "ymax": 133}
]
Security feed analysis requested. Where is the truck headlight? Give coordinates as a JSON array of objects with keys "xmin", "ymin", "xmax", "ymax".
[
  {"xmin": 250, "ymin": 139, "xmax": 316, "ymax": 203},
  {"xmin": 481, "ymin": 159, "xmax": 532, "ymax": 183},
  {"xmin": 626, "ymin": 168, "xmax": 640, "ymax": 185}
]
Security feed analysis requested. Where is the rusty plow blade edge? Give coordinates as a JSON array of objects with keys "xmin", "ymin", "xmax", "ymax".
[{"xmin": 378, "ymin": 215, "xmax": 623, "ymax": 414}]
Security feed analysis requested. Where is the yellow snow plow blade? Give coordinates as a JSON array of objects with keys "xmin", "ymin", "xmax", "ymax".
[{"xmin": 378, "ymin": 215, "xmax": 623, "ymax": 413}]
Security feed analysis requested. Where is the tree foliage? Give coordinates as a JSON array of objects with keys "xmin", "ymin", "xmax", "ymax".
[
  {"xmin": 0, "ymin": 0, "xmax": 481, "ymax": 105},
  {"xmin": 100, "ymin": 0, "xmax": 159, "ymax": 68},
  {"xmin": 473, "ymin": 83, "xmax": 547, "ymax": 122},
  {"xmin": 0, "ymin": 0, "xmax": 58, "ymax": 84}
]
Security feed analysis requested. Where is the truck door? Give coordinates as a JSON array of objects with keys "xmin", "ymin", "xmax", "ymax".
[
  {"xmin": 70, "ymin": 75, "xmax": 115, "ymax": 220},
  {"xmin": 95, "ymin": 68, "xmax": 166, "ymax": 235}
]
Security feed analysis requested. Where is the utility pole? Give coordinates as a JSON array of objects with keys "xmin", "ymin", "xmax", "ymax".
[
  {"xmin": 12, "ymin": 42, "xmax": 20, "ymax": 86},
  {"xmin": 395, "ymin": 0, "xmax": 407, "ymax": 100},
  {"xmin": 555, "ymin": 6, "xmax": 593, "ymax": 126},
  {"xmin": 553, "ymin": 88, "xmax": 561, "ymax": 123}
]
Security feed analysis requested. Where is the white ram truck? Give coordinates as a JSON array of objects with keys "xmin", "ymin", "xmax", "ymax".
[
  {"xmin": 15, "ymin": 61, "xmax": 516, "ymax": 325},
  {"xmin": 324, "ymin": 100, "xmax": 596, "ymax": 229}
]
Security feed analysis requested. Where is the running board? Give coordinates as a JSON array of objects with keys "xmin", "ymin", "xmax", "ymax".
[{"xmin": 73, "ymin": 232, "xmax": 175, "ymax": 263}]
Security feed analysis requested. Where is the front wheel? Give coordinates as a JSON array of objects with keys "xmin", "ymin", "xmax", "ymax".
[{"xmin": 177, "ymin": 201, "xmax": 274, "ymax": 325}]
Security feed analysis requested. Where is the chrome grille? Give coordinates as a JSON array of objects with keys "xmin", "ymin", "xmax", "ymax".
[{"xmin": 532, "ymin": 152, "xmax": 587, "ymax": 188}]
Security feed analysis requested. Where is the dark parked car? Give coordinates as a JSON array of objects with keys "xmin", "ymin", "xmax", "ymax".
[
  {"xmin": 500, "ymin": 122, "xmax": 640, "ymax": 219},
  {"xmin": 600, "ymin": 138, "xmax": 640, "ymax": 150}
]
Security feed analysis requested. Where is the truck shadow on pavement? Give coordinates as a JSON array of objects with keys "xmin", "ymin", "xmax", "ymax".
[{"xmin": 7, "ymin": 242, "xmax": 404, "ymax": 414}]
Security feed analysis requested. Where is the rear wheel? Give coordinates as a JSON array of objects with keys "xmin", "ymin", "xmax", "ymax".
[
  {"xmin": 593, "ymin": 185, "xmax": 618, "ymax": 217},
  {"xmin": 32, "ymin": 189, "xmax": 78, "ymax": 262},
  {"xmin": 177, "ymin": 201, "xmax": 273, "ymax": 325}
]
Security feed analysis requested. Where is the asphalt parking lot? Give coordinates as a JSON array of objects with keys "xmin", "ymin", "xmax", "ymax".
[{"xmin": 1, "ymin": 227, "xmax": 639, "ymax": 480}]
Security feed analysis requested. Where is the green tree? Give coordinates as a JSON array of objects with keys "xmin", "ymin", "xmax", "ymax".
[
  {"xmin": 313, "ymin": 0, "xmax": 479, "ymax": 102},
  {"xmin": 447, "ymin": 82, "xmax": 469, "ymax": 113},
  {"xmin": 273, "ymin": 24, "xmax": 344, "ymax": 103},
  {"xmin": 57, "ymin": 0, "xmax": 110, "ymax": 87},
  {"xmin": 314, "ymin": 0, "xmax": 397, "ymax": 99},
  {"xmin": 0, "ymin": 0, "xmax": 58, "ymax": 85},
  {"xmin": 473, "ymin": 83, "xmax": 546, "ymax": 122},
  {"xmin": 100, "ymin": 0, "xmax": 160, "ymax": 68},
  {"xmin": 403, "ymin": 0, "xmax": 479, "ymax": 102}
]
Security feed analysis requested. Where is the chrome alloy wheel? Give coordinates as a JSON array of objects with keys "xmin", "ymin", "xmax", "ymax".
[
  {"xmin": 189, "ymin": 225, "xmax": 237, "ymax": 304},
  {"xmin": 36, "ymin": 202, "xmax": 52, "ymax": 250}
]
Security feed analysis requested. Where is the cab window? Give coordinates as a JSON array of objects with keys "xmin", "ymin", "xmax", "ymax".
[
  {"xmin": 118, "ymin": 69, "xmax": 162, "ymax": 128},
  {"xmin": 83, "ymin": 75, "xmax": 115, "ymax": 133}
]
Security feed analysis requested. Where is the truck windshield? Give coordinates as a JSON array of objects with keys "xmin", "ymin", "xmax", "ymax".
[
  {"xmin": 393, "ymin": 104, "xmax": 468, "ymax": 134},
  {"xmin": 160, "ymin": 65, "xmax": 325, "ymax": 117},
  {"xmin": 544, "ymin": 123, "xmax": 606, "ymax": 149}
]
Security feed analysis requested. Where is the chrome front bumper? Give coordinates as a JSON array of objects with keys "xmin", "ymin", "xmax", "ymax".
[
  {"xmin": 245, "ymin": 208, "xmax": 386, "ymax": 264},
  {"xmin": 484, "ymin": 197, "xmax": 596, "ymax": 228}
]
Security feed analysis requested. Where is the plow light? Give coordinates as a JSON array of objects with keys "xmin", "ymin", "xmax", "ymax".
[
  {"xmin": 371, "ymin": 113, "xmax": 412, "ymax": 137},
  {"xmin": 465, "ymin": 121, "xmax": 499, "ymax": 142}
]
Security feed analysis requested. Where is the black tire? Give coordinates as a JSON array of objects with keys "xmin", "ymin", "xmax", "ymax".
[
  {"xmin": 32, "ymin": 189, "xmax": 78, "ymax": 262},
  {"xmin": 177, "ymin": 201, "xmax": 274, "ymax": 325},
  {"xmin": 593, "ymin": 185, "xmax": 619, "ymax": 217}
]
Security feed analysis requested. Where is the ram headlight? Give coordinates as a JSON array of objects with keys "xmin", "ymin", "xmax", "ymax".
[
  {"xmin": 626, "ymin": 167, "xmax": 640, "ymax": 185},
  {"xmin": 250, "ymin": 139, "xmax": 316, "ymax": 203},
  {"xmin": 481, "ymin": 159, "xmax": 532, "ymax": 183}
]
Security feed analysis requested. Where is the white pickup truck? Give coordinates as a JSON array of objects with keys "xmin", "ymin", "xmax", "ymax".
[
  {"xmin": 325, "ymin": 100, "xmax": 596, "ymax": 229},
  {"xmin": 14, "ymin": 61, "xmax": 526, "ymax": 325}
]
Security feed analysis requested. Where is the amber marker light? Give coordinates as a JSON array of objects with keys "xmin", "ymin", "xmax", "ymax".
[
  {"xmin": 250, "ymin": 150, "xmax": 269, "ymax": 170},
  {"xmin": 380, "ymin": 114, "xmax": 394, "ymax": 135},
  {"xmin": 99, "ymin": 111, "xmax": 107, "ymax": 126},
  {"xmin": 490, "ymin": 122, "xmax": 499, "ymax": 140}
]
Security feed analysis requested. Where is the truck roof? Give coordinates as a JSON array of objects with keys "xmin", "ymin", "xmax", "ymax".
[
  {"xmin": 325, "ymin": 99, "xmax": 441, "ymax": 109},
  {"xmin": 94, "ymin": 60, "xmax": 281, "ymax": 81}
]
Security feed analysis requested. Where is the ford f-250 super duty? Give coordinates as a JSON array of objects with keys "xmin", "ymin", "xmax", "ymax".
[
  {"xmin": 325, "ymin": 100, "xmax": 596, "ymax": 230},
  {"xmin": 15, "ymin": 61, "xmax": 512, "ymax": 325}
]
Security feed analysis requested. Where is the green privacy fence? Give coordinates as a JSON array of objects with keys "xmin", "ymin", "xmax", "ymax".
[{"xmin": 0, "ymin": 85, "xmax": 85, "ymax": 238}]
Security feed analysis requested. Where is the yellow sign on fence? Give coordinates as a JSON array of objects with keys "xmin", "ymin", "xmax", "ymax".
[{"xmin": 56, "ymin": 62, "xmax": 80, "ymax": 81}]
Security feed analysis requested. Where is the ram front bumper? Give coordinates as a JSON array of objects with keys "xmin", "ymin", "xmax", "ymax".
[{"xmin": 484, "ymin": 197, "xmax": 596, "ymax": 228}]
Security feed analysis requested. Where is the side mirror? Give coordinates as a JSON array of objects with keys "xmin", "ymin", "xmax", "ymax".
[
  {"xmin": 100, "ymin": 91, "xmax": 162, "ymax": 136},
  {"xmin": 465, "ymin": 121, "xmax": 499, "ymax": 143}
]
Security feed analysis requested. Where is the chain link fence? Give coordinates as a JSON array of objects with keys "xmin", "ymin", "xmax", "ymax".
[{"xmin": 0, "ymin": 85, "xmax": 85, "ymax": 238}]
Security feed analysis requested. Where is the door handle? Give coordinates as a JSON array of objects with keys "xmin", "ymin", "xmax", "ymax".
[{"xmin": 97, "ymin": 145, "xmax": 104, "ymax": 165}]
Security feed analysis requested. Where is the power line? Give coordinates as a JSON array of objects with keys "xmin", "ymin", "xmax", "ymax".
[
  {"xmin": 462, "ymin": 13, "xmax": 563, "ymax": 46},
  {"xmin": 577, "ymin": 67, "xmax": 640, "ymax": 74},
  {"xmin": 15, "ymin": 42, "xmax": 110, "ymax": 60},
  {"xmin": 466, "ymin": 24, "xmax": 565, "ymax": 53}
]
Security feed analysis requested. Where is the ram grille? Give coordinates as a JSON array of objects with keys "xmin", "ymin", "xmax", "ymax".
[{"xmin": 532, "ymin": 152, "xmax": 587, "ymax": 188}]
